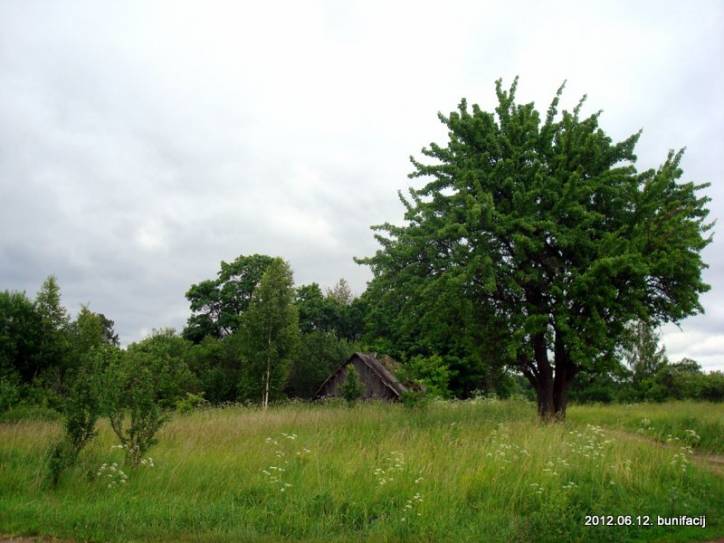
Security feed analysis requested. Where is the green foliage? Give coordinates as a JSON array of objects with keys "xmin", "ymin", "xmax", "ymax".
[
  {"xmin": 0, "ymin": 374, "xmax": 20, "ymax": 412},
  {"xmin": 35, "ymin": 275, "xmax": 69, "ymax": 332},
  {"xmin": 0, "ymin": 289, "xmax": 44, "ymax": 384},
  {"xmin": 621, "ymin": 320, "xmax": 669, "ymax": 385},
  {"xmin": 326, "ymin": 278, "xmax": 353, "ymax": 306},
  {"xmin": 286, "ymin": 331, "xmax": 354, "ymax": 399},
  {"xmin": 238, "ymin": 258, "xmax": 300, "ymax": 407},
  {"xmin": 46, "ymin": 344, "xmax": 117, "ymax": 486},
  {"xmin": 186, "ymin": 335, "xmax": 242, "ymax": 404},
  {"xmin": 126, "ymin": 329, "xmax": 197, "ymax": 408},
  {"xmin": 357, "ymin": 78, "xmax": 712, "ymax": 418},
  {"xmin": 341, "ymin": 365, "xmax": 362, "ymax": 405},
  {"xmin": 102, "ymin": 344, "xmax": 179, "ymax": 466},
  {"xmin": 183, "ymin": 254, "xmax": 275, "ymax": 341},
  {"xmin": 698, "ymin": 371, "xmax": 724, "ymax": 401},
  {"xmin": 104, "ymin": 349, "xmax": 168, "ymax": 467},
  {"xmin": 295, "ymin": 281, "xmax": 365, "ymax": 341},
  {"xmin": 400, "ymin": 389, "xmax": 430, "ymax": 409},
  {"xmin": 175, "ymin": 392, "xmax": 209, "ymax": 414},
  {"xmin": 398, "ymin": 354, "xmax": 452, "ymax": 398}
]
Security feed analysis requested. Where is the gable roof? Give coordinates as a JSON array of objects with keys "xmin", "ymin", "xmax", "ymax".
[{"xmin": 315, "ymin": 352, "xmax": 408, "ymax": 399}]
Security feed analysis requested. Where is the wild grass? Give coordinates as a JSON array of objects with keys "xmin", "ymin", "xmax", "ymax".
[
  {"xmin": 569, "ymin": 401, "xmax": 724, "ymax": 454},
  {"xmin": 1, "ymin": 400, "xmax": 722, "ymax": 542}
]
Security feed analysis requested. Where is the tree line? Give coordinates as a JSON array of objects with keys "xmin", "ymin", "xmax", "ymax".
[{"xmin": 1, "ymin": 78, "xmax": 721, "ymax": 425}]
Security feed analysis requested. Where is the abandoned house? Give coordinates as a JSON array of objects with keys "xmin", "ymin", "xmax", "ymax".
[{"xmin": 315, "ymin": 352, "xmax": 408, "ymax": 401}]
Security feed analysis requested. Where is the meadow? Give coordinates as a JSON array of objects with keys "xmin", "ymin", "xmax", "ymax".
[{"xmin": 1, "ymin": 400, "xmax": 722, "ymax": 542}]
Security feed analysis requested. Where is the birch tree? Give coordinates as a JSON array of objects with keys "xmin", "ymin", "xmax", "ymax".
[{"xmin": 239, "ymin": 258, "xmax": 299, "ymax": 408}]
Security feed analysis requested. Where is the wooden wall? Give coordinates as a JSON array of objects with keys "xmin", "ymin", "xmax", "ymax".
[{"xmin": 319, "ymin": 356, "xmax": 399, "ymax": 401}]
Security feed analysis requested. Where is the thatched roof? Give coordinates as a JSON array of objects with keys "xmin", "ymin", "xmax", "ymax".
[{"xmin": 315, "ymin": 352, "xmax": 408, "ymax": 399}]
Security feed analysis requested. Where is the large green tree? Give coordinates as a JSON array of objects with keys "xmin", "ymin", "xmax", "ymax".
[
  {"xmin": 183, "ymin": 254, "xmax": 274, "ymax": 342},
  {"xmin": 238, "ymin": 258, "xmax": 299, "ymax": 408},
  {"xmin": 358, "ymin": 78, "xmax": 712, "ymax": 419}
]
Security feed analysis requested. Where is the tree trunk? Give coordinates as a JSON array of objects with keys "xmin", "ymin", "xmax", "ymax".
[
  {"xmin": 263, "ymin": 330, "xmax": 272, "ymax": 409},
  {"xmin": 535, "ymin": 371, "xmax": 573, "ymax": 421},
  {"xmin": 528, "ymin": 329, "xmax": 578, "ymax": 421}
]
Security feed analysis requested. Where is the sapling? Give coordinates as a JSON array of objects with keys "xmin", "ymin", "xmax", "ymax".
[
  {"xmin": 103, "ymin": 349, "xmax": 169, "ymax": 467},
  {"xmin": 342, "ymin": 366, "xmax": 363, "ymax": 406}
]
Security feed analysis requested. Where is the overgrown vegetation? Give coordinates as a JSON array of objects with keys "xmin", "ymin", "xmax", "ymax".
[{"xmin": 1, "ymin": 400, "xmax": 722, "ymax": 542}]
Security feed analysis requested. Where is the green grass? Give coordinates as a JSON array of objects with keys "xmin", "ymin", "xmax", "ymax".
[
  {"xmin": 1, "ymin": 400, "xmax": 722, "ymax": 542},
  {"xmin": 569, "ymin": 401, "xmax": 724, "ymax": 454}
]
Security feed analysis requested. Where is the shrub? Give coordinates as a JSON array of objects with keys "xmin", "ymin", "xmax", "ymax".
[
  {"xmin": 0, "ymin": 375, "xmax": 20, "ymax": 412},
  {"xmin": 699, "ymin": 371, "xmax": 724, "ymax": 401},
  {"xmin": 46, "ymin": 346, "xmax": 116, "ymax": 486},
  {"xmin": 341, "ymin": 366, "xmax": 362, "ymax": 405},
  {"xmin": 176, "ymin": 392, "xmax": 209, "ymax": 414},
  {"xmin": 398, "ymin": 355, "xmax": 452, "ymax": 399},
  {"xmin": 102, "ymin": 349, "xmax": 172, "ymax": 467}
]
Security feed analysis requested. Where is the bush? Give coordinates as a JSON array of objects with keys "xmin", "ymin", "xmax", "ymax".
[
  {"xmin": 699, "ymin": 371, "xmax": 724, "ymax": 401},
  {"xmin": 341, "ymin": 367, "xmax": 362, "ymax": 405},
  {"xmin": 46, "ymin": 345, "xmax": 116, "ymax": 486},
  {"xmin": 126, "ymin": 329, "xmax": 197, "ymax": 408},
  {"xmin": 400, "ymin": 389, "xmax": 430, "ymax": 409},
  {"xmin": 398, "ymin": 355, "xmax": 452, "ymax": 399},
  {"xmin": 102, "ymin": 349, "xmax": 174, "ymax": 467},
  {"xmin": 176, "ymin": 392, "xmax": 209, "ymax": 414},
  {"xmin": 0, "ymin": 375, "xmax": 20, "ymax": 412}
]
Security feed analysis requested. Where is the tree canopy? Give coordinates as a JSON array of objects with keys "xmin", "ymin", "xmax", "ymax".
[
  {"xmin": 358, "ymin": 78, "xmax": 712, "ymax": 419},
  {"xmin": 183, "ymin": 254, "xmax": 275, "ymax": 342}
]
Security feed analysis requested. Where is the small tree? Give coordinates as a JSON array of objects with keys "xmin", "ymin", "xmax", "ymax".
[
  {"xmin": 342, "ymin": 366, "xmax": 363, "ymax": 405},
  {"xmin": 622, "ymin": 320, "xmax": 669, "ymax": 384},
  {"xmin": 47, "ymin": 344, "xmax": 119, "ymax": 485},
  {"xmin": 238, "ymin": 258, "xmax": 299, "ymax": 408},
  {"xmin": 102, "ymin": 349, "xmax": 169, "ymax": 467}
]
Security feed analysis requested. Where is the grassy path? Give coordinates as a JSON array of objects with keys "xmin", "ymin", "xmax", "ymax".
[{"xmin": 602, "ymin": 428, "xmax": 724, "ymax": 476}]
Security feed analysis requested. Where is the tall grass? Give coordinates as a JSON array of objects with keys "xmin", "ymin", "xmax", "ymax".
[
  {"xmin": 1, "ymin": 400, "xmax": 722, "ymax": 542},
  {"xmin": 569, "ymin": 401, "xmax": 724, "ymax": 454}
]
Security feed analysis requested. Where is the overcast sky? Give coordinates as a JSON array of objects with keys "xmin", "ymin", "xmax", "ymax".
[{"xmin": 1, "ymin": 1, "xmax": 722, "ymax": 371}]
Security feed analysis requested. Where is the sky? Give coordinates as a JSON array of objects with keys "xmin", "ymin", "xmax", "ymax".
[{"xmin": 1, "ymin": 1, "xmax": 722, "ymax": 371}]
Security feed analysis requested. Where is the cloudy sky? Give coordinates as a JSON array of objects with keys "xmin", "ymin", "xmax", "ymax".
[{"xmin": 1, "ymin": 1, "xmax": 722, "ymax": 370}]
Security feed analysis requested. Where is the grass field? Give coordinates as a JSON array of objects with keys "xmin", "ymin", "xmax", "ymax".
[{"xmin": 1, "ymin": 400, "xmax": 722, "ymax": 542}]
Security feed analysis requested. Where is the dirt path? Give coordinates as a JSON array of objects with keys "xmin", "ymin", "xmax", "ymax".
[{"xmin": 604, "ymin": 428, "xmax": 724, "ymax": 475}]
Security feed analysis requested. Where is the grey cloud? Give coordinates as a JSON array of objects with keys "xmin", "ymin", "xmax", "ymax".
[{"xmin": 1, "ymin": 0, "xmax": 722, "ymax": 368}]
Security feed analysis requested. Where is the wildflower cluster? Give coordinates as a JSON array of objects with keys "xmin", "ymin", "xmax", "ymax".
[
  {"xmin": 261, "ymin": 432, "xmax": 312, "ymax": 493},
  {"xmin": 529, "ymin": 482, "xmax": 544, "ymax": 496},
  {"xmin": 683, "ymin": 428, "xmax": 701, "ymax": 446},
  {"xmin": 566, "ymin": 425, "xmax": 611, "ymax": 460},
  {"xmin": 670, "ymin": 445, "xmax": 693, "ymax": 473},
  {"xmin": 485, "ymin": 425, "xmax": 529, "ymax": 464},
  {"xmin": 261, "ymin": 465, "xmax": 292, "ymax": 492},
  {"xmin": 541, "ymin": 458, "xmax": 569, "ymax": 477},
  {"xmin": 401, "ymin": 492, "xmax": 424, "ymax": 522},
  {"xmin": 373, "ymin": 451, "xmax": 405, "ymax": 486},
  {"xmin": 561, "ymin": 480, "xmax": 578, "ymax": 491},
  {"xmin": 638, "ymin": 418, "xmax": 653, "ymax": 431},
  {"xmin": 140, "ymin": 456, "xmax": 155, "ymax": 468},
  {"xmin": 97, "ymin": 462, "xmax": 128, "ymax": 488},
  {"xmin": 468, "ymin": 391, "xmax": 500, "ymax": 404}
]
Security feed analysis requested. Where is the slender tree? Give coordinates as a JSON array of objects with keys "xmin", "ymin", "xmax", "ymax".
[{"xmin": 239, "ymin": 258, "xmax": 299, "ymax": 408}]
